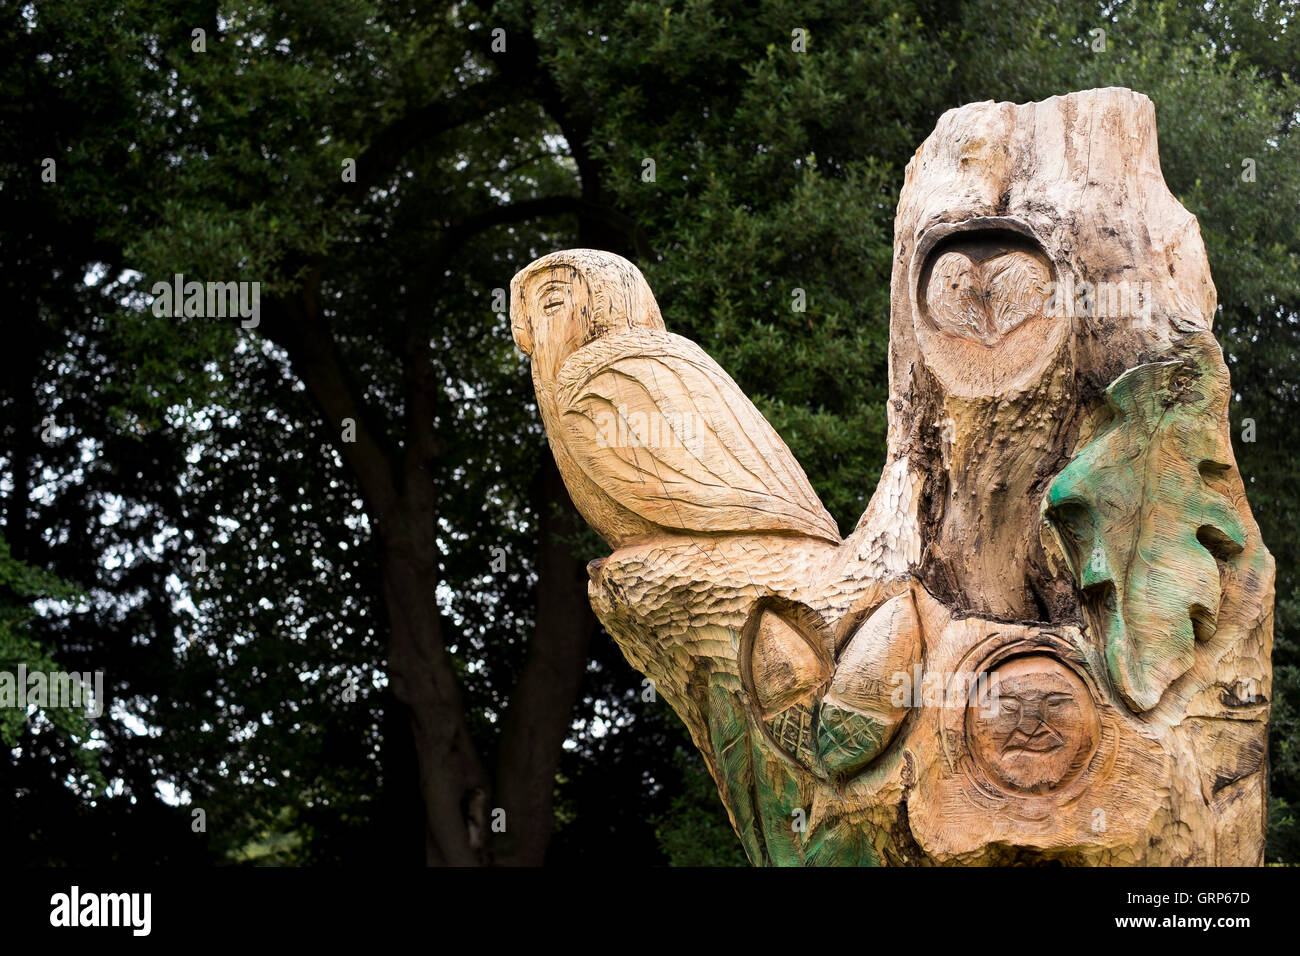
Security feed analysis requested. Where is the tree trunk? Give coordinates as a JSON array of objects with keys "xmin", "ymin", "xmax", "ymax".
[
  {"xmin": 493, "ymin": 457, "xmax": 597, "ymax": 865},
  {"xmin": 512, "ymin": 89, "xmax": 1276, "ymax": 865},
  {"xmin": 379, "ymin": 523, "xmax": 490, "ymax": 865}
]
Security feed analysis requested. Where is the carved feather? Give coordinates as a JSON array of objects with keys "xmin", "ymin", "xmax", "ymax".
[{"xmin": 555, "ymin": 327, "xmax": 840, "ymax": 542}]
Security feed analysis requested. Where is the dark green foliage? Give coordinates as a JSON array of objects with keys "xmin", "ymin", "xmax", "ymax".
[
  {"xmin": 653, "ymin": 747, "xmax": 750, "ymax": 867},
  {"xmin": 0, "ymin": 0, "xmax": 1295, "ymax": 863},
  {"xmin": 0, "ymin": 539, "xmax": 100, "ymax": 788}
]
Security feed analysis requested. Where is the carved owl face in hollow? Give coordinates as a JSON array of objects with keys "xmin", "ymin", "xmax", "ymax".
[
  {"xmin": 890, "ymin": 90, "xmax": 1216, "ymax": 415},
  {"xmin": 920, "ymin": 236, "xmax": 1054, "ymax": 346},
  {"xmin": 907, "ymin": 223, "xmax": 1068, "ymax": 398}
]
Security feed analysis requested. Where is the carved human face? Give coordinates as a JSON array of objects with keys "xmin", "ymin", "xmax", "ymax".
[{"xmin": 967, "ymin": 655, "xmax": 1099, "ymax": 794}]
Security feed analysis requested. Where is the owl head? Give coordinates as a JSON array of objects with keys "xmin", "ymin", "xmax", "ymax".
[{"xmin": 510, "ymin": 249, "xmax": 664, "ymax": 384}]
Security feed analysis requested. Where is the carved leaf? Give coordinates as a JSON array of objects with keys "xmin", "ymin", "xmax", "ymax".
[
  {"xmin": 742, "ymin": 595, "xmax": 917, "ymax": 780},
  {"xmin": 706, "ymin": 678, "xmax": 764, "ymax": 865},
  {"xmin": 1043, "ymin": 342, "xmax": 1247, "ymax": 712},
  {"xmin": 557, "ymin": 328, "xmax": 841, "ymax": 542}
]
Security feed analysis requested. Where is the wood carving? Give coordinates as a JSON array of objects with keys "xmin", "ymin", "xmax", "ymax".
[{"xmin": 511, "ymin": 88, "xmax": 1275, "ymax": 865}]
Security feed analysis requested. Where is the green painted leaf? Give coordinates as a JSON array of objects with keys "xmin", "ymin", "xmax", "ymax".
[
  {"xmin": 1044, "ymin": 340, "xmax": 1247, "ymax": 712},
  {"xmin": 804, "ymin": 818, "xmax": 882, "ymax": 867},
  {"xmin": 750, "ymin": 731, "xmax": 809, "ymax": 866}
]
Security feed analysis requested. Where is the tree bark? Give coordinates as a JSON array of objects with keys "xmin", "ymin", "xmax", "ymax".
[{"xmin": 378, "ymin": 527, "xmax": 489, "ymax": 866}]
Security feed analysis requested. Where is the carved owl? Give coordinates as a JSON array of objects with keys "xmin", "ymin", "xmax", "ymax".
[{"xmin": 510, "ymin": 249, "xmax": 840, "ymax": 549}]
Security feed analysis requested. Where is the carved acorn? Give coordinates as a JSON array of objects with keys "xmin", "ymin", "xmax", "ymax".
[
  {"xmin": 742, "ymin": 593, "xmax": 920, "ymax": 779},
  {"xmin": 742, "ymin": 601, "xmax": 830, "ymax": 770},
  {"xmin": 817, "ymin": 592, "xmax": 921, "ymax": 777}
]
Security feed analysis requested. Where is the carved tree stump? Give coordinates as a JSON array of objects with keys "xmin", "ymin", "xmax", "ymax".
[{"xmin": 511, "ymin": 88, "xmax": 1274, "ymax": 865}]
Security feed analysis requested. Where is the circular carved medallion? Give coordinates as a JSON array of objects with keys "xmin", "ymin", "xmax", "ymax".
[{"xmin": 966, "ymin": 655, "xmax": 1100, "ymax": 795}]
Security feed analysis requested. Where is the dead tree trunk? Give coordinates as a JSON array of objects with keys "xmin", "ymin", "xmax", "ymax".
[{"xmin": 511, "ymin": 89, "xmax": 1274, "ymax": 866}]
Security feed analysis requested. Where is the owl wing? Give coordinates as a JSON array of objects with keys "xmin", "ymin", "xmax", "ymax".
[{"xmin": 555, "ymin": 327, "xmax": 840, "ymax": 542}]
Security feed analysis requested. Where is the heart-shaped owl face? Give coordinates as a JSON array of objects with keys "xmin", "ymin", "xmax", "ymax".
[{"xmin": 920, "ymin": 238, "xmax": 1054, "ymax": 346}]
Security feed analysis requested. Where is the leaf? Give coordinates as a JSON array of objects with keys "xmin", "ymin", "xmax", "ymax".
[{"xmin": 1043, "ymin": 340, "xmax": 1247, "ymax": 712}]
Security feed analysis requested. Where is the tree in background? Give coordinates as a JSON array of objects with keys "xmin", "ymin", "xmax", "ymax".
[{"xmin": 0, "ymin": 0, "xmax": 1295, "ymax": 865}]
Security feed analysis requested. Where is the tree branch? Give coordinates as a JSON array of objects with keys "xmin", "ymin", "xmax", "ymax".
[
  {"xmin": 351, "ymin": 71, "xmax": 520, "ymax": 195},
  {"xmin": 469, "ymin": 8, "xmax": 653, "ymax": 258},
  {"xmin": 428, "ymin": 195, "xmax": 644, "ymax": 261},
  {"xmin": 258, "ymin": 278, "xmax": 400, "ymax": 521}
]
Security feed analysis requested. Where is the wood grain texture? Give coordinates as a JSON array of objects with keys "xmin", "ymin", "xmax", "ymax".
[
  {"xmin": 557, "ymin": 328, "xmax": 840, "ymax": 543},
  {"xmin": 512, "ymin": 88, "xmax": 1274, "ymax": 865}
]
